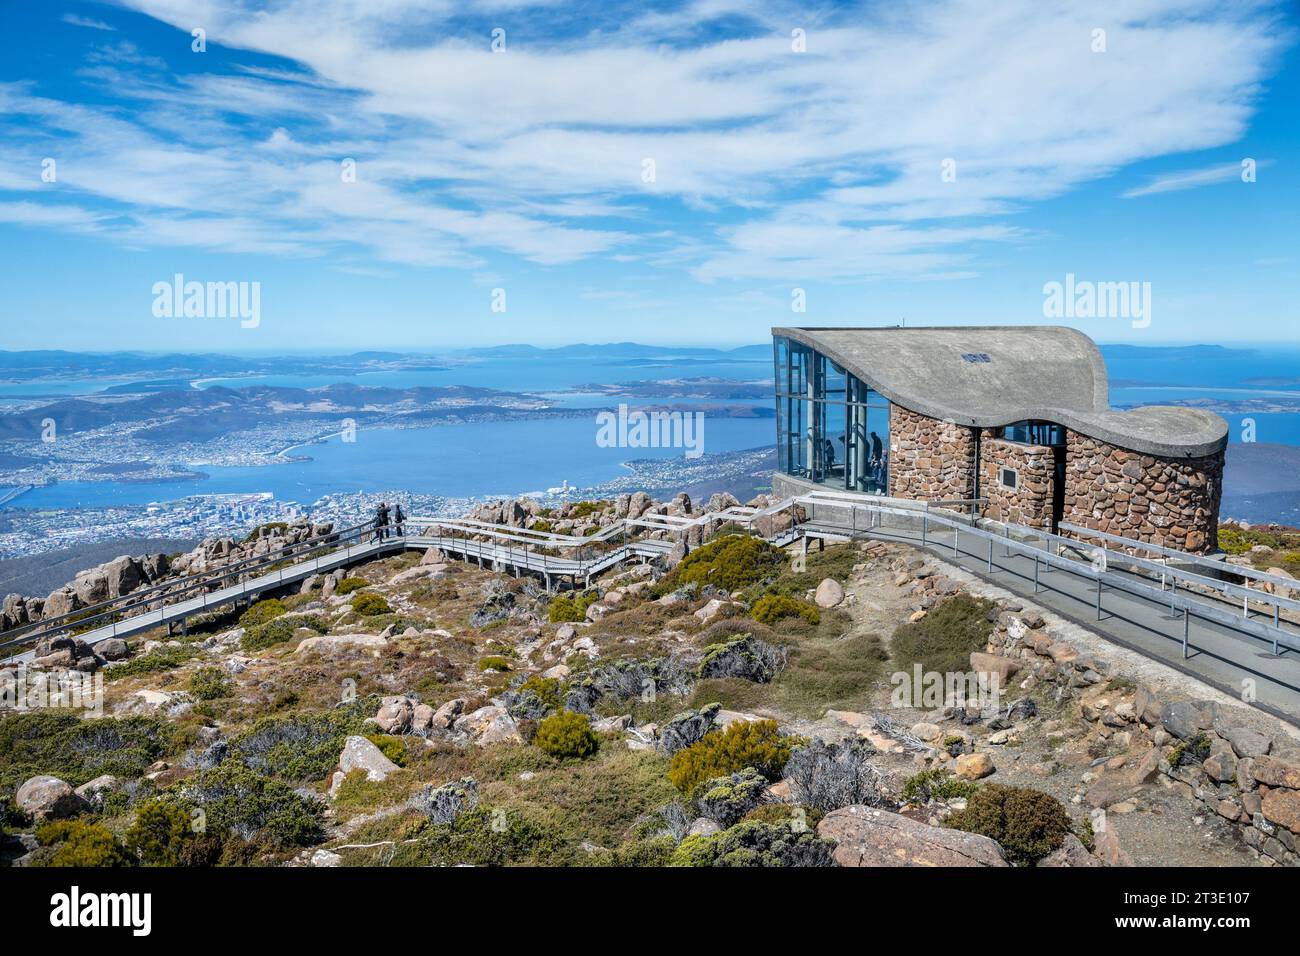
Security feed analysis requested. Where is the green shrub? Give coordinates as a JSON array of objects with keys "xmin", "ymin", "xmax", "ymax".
[
  {"xmin": 664, "ymin": 534, "xmax": 785, "ymax": 593},
  {"xmin": 364, "ymin": 734, "xmax": 408, "ymax": 767},
  {"xmin": 668, "ymin": 719, "xmax": 795, "ymax": 794},
  {"xmin": 168, "ymin": 763, "xmax": 324, "ymax": 848},
  {"xmin": 890, "ymin": 594, "xmax": 996, "ymax": 675},
  {"xmin": 34, "ymin": 819, "xmax": 133, "ymax": 867},
  {"xmin": 569, "ymin": 500, "xmax": 608, "ymax": 519},
  {"xmin": 414, "ymin": 804, "xmax": 559, "ymax": 866},
  {"xmin": 669, "ymin": 819, "xmax": 835, "ymax": 867},
  {"xmin": 548, "ymin": 591, "xmax": 598, "ymax": 623},
  {"xmin": 227, "ymin": 703, "xmax": 373, "ymax": 781},
  {"xmin": 750, "ymin": 593, "xmax": 820, "ymax": 626},
  {"xmin": 351, "ymin": 592, "xmax": 392, "ymax": 616},
  {"xmin": 0, "ymin": 711, "xmax": 173, "ymax": 795},
  {"xmin": 103, "ymin": 643, "xmax": 199, "ymax": 681},
  {"xmin": 241, "ymin": 613, "xmax": 328, "ymax": 652},
  {"xmin": 902, "ymin": 768, "xmax": 979, "ymax": 803},
  {"xmin": 239, "ymin": 598, "xmax": 287, "ymax": 628},
  {"xmin": 478, "ymin": 655, "xmax": 512, "ymax": 673},
  {"xmin": 588, "ymin": 835, "xmax": 677, "ymax": 867},
  {"xmin": 187, "ymin": 666, "xmax": 232, "ymax": 700},
  {"xmin": 944, "ymin": 783, "xmax": 1069, "ymax": 865},
  {"xmin": 534, "ymin": 711, "xmax": 599, "ymax": 759},
  {"xmin": 125, "ymin": 798, "xmax": 204, "ymax": 866},
  {"xmin": 335, "ymin": 576, "xmax": 368, "ymax": 595},
  {"xmin": 518, "ymin": 675, "xmax": 562, "ymax": 710}
]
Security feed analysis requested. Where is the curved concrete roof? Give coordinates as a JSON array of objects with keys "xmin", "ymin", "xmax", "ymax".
[{"xmin": 772, "ymin": 326, "xmax": 1227, "ymax": 458}]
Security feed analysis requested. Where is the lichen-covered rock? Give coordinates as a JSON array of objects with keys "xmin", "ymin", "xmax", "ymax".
[
  {"xmin": 1037, "ymin": 833, "xmax": 1103, "ymax": 867},
  {"xmin": 331, "ymin": 735, "xmax": 399, "ymax": 795},
  {"xmin": 657, "ymin": 703, "xmax": 721, "ymax": 755},
  {"xmin": 818, "ymin": 805, "xmax": 1009, "ymax": 867}
]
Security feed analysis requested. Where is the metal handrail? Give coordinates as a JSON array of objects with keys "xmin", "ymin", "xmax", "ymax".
[{"xmin": 0, "ymin": 519, "xmax": 372, "ymax": 651}]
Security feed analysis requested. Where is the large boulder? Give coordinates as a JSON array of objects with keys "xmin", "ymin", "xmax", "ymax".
[
  {"xmin": 104, "ymin": 555, "xmax": 143, "ymax": 598},
  {"xmin": 16, "ymin": 775, "xmax": 88, "ymax": 821},
  {"xmin": 373, "ymin": 696, "xmax": 415, "ymax": 735},
  {"xmin": 1160, "ymin": 700, "xmax": 1215, "ymax": 741},
  {"xmin": 331, "ymin": 736, "xmax": 400, "ymax": 796},
  {"xmin": 818, "ymin": 805, "xmax": 1009, "ymax": 867},
  {"xmin": 1217, "ymin": 724, "xmax": 1271, "ymax": 759},
  {"xmin": 814, "ymin": 578, "xmax": 844, "ymax": 608},
  {"xmin": 1249, "ymin": 752, "xmax": 1300, "ymax": 789},
  {"xmin": 657, "ymin": 703, "xmax": 721, "ymax": 755},
  {"xmin": 1038, "ymin": 833, "xmax": 1103, "ymax": 867}
]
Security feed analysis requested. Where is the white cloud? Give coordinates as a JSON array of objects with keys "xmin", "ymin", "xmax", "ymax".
[
  {"xmin": 61, "ymin": 13, "xmax": 117, "ymax": 31},
  {"xmin": 1122, "ymin": 160, "xmax": 1266, "ymax": 198},
  {"xmin": 0, "ymin": 0, "xmax": 1288, "ymax": 282}
]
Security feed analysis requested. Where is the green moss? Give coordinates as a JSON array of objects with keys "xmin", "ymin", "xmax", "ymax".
[
  {"xmin": 534, "ymin": 711, "xmax": 599, "ymax": 759},
  {"xmin": 668, "ymin": 719, "xmax": 795, "ymax": 794},
  {"xmin": 890, "ymin": 594, "xmax": 996, "ymax": 675},
  {"xmin": 944, "ymin": 783, "xmax": 1070, "ymax": 866}
]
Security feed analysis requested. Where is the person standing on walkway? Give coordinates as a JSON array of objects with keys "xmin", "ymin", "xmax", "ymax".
[
  {"xmin": 393, "ymin": 504, "xmax": 406, "ymax": 537},
  {"xmin": 374, "ymin": 501, "xmax": 391, "ymax": 542}
]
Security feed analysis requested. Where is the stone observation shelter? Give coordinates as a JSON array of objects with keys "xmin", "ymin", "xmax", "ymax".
[{"xmin": 770, "ymin": 326, "xmax": 1227, "ymax": 553}]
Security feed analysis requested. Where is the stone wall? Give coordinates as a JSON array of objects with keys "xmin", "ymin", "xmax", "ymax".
[
  {"xmin": 979, "ymin": 434, "xmax": 1055, "ymax": 529},
  {"xmin": 1063, "ymin": 433, "xmax": 1223, "ymax": 553},
  {"xmin": 889, "ymin": 405, "xmax": 977, "ymax": 502}
]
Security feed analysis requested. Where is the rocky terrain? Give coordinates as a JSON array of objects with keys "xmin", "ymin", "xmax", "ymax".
[{"xmin": 2, "ymin": 494, "xmax": 1299, "ymax": 868}]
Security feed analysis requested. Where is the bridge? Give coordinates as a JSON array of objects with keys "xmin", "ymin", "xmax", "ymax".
[{"xmin": 4, "ymin": 492, "xmax": 1300, "ymax": 721}]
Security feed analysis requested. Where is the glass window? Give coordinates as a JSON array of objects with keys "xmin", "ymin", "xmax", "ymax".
[{"xmin": 774, "ymin": 336, "xmax": 891, "ymax": 493}]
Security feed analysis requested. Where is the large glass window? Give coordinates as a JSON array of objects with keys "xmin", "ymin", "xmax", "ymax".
[{"xmin": 773, "ymin": 336, "xmax": 891, "ymax": 493}]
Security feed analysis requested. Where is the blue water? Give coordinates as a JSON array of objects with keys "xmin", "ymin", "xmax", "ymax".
[
  {"xmin": 12, "ymin": 415, "xmax": 775, "ymax": 510},
  {"xmin": 4, "ymin": 344, "xmax": 1299, "ymax": 510}
]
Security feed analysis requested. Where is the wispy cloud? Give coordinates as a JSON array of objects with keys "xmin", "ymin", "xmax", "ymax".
[
  {"xmin": 61, "ymin": 13, "xmax": 116, "ymax": 31},
  {"xmin": 1122, "ymin": 160, "xmax": 1267, "ymax": 198},
  {"xmin": 0, "ymin": 0, "xmax": 1289, "ymax": 284}
]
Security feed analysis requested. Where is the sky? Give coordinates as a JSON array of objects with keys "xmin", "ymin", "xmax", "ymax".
[{"xmin": 0, "ymin": 0, "xmax": 1296, "ymax": 352}]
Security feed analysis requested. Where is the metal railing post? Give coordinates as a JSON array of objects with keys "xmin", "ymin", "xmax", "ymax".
[{"xmin": 1183, "ymin": 608, "xmax": 1190, "ymax": 658}]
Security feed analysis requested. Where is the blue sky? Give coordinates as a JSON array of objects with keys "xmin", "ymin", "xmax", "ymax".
[{"xmin": 0, "ymin": 0, "xmax": 1296, "ymax": 351}]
